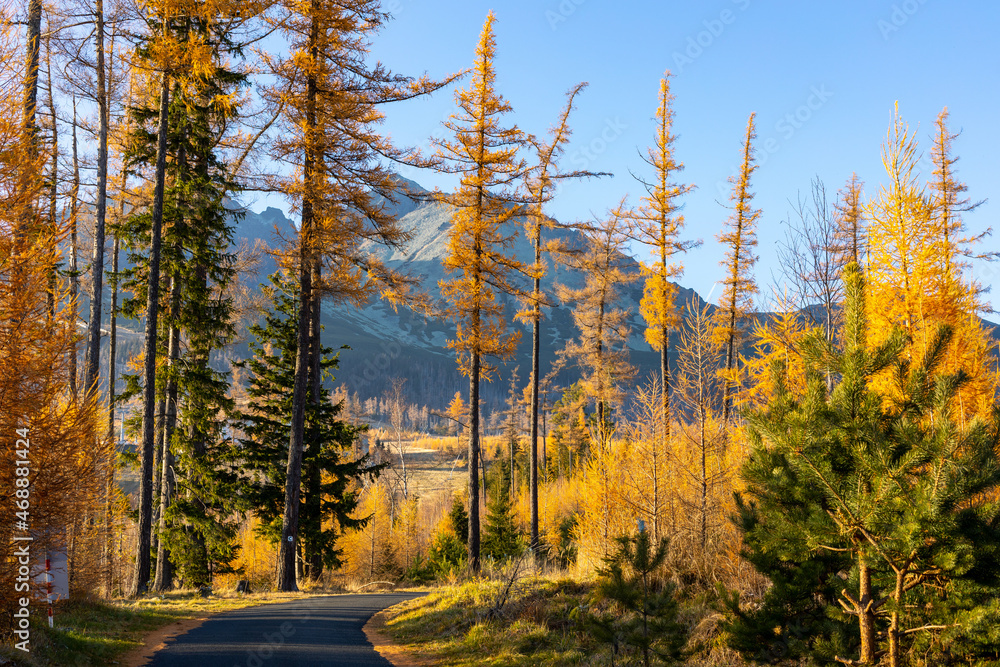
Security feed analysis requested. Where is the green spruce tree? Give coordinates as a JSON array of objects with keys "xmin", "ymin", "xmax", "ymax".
[
  {"xmin": 119, "ymin": 10, "xmax": 248, "ymax": 588},
  {"xmin": 582, "ymin": 527, "xmax": 686, "ymax": 667},
  {"xmin": 233, "ymin": 274, "xmax": 376, "ymax": 572},
  {"xmin": 482, "ymin": 460, "xmax": 523, "ymax": 562},
  {"xmin": 449, "ymin": 495, "xmax": 469, "ymax": 546},
  {"xmin": 727, "ymin": 263, "xmax": 1000, "ymax": 666}
]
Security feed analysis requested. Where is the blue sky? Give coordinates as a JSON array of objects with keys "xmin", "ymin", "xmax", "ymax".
[{"xmin": 261, "ymin": 0, "xmax": 1000, "ymax": 312}]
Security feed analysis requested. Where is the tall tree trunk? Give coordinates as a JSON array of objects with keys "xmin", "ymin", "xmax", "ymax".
[
  {"xmin": 722, "ymin": 296, "xmax": 738, "ymax": 424},
  {"xmin": 103, "ymin": 232, "xmax": 118, "ymax": 596},
  {"xmin": 277, "ymin": 3, "xmax": 319, "ymax": 592},
  {"xmin": 44, "ymin": 42, "xmax": 57, "ymax": 319},
  {"xmin": 858, "ymin": 557, "xmax": 876, "ymax": 665},
  {"xmin": 17, "ymin": 0, "xmax": 41, "ymax": 237},
  {"xmin": 150, "ymin": 320, "xmax": 168, "ymax": 558},
  {"xmin": 596, "ymin": 296, "xmax": 606, "ymax": 439},
  {"xmin": 106, "ymin": 233, "xmax": 119, "ymax": 440},
  {"xmin": 700, "ymin": 414, "xmax": 708, "ymax": 552},
  {"xmin": 84, "ymin": 0, "xmax": 110, "ymax": 397},
  {"xmin": 70, "ymin": 108, "xmax": 83, "ymax": 399},
  {"xmin": 698, "ymin": 365, "xmax": 708, "ymax": 553},
  {"xmin": 306, "ymin": 261, "xmax": 323, "ymax": 582},
  {"xmin": 187, "ymin": 263, "xmax": 211, "ymax": 587},
  {"xmin": 529, "ymin": 229, "xmax": 541, "ymax": 560},
  {"xmin": 105, "ymin": 74, "xmax": 128, "ymax": 594},
  {"xmin": 888, "ymin": 568, "xmax": 904, "ymax": 667},
  {"xmin": 22, "ymin": 0, "xmax": 41, "ymax": 150},
  {"xmin": 541, "ymin": 399, "xmax": 547, "ymax": 466},
  {"xmin": 467, "ymin": 349, "xmax": 481, "ymax": 572},
  {"xmin": 659, "ymin": 324, "xmax": 670, "ymax": 541},
  {"xmin": 131, "ymin": 71, "xmax": 171, "ymax": 597},
  {"xmin": 152, "ymin": 274, "xmax": 181, "ymax": 591},
  {"xmin": 278, "ymin": 255, "xmax": 310, "ymax": 591}
]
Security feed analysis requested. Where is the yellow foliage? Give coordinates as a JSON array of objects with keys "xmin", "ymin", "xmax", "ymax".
[
  {"xmin": 338, "ymin": 482, "xmax": 397, "ymax": 584},
  {"xmin": 713, "ymin": 113, "xmax": 760, "ymax": 419},
  {"xmin": 631, "ymin": 72, "xmax": 695, "ymax": 350},
  {"xmin": 436, "ymin": 11, "xmax": 526, "ymax": 380},
  {"xmin": 556, "ymin": 200, "xmax": 638, "ymax": 417},
  {"xmin": 741, "ymin": 293, "xmax": 811, "ymax": 409},
  {"xmin": 0, "ymin": 7, "xmax": 109, "ymax": 606},
  {"xmin": 866, "ymin": 104, "xmax": 998, "ymax": 418},
  {"xmin": 215, "ymin": 514, "xmax": 278, "ymax": 591},
  {"xmin": 575, "ymin": 437, "xmax": 638, "ymax": 568}
]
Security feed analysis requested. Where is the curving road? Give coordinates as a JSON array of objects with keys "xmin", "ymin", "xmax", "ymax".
[{"xmin": 146, "ymin": 592, "xmax": 424, "ymax": 667}]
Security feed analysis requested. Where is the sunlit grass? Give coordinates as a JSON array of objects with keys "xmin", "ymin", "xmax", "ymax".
[{"xmin": 381, "ymin": 578, "xmax": 597, "ymax": 667}]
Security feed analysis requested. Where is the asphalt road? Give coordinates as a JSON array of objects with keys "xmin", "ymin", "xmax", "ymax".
[{"xmin": 146, "ymin": 592, "xmax": 425, "ymax": 667}]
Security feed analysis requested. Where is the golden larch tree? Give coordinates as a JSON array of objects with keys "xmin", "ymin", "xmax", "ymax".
[
  {"xmin": 629, "ymin": 71, "xmax": 696, "ymax": 477},
  {"xmin": 861, "ymin": 104, "xmax": 996, "ymax": 413},
  {"xmin": 0, "ymin": 6, "xmax": 108, "ymax": 612},
  {"xmin": 865, "ymin": 104, "xmax": 934, "ymax": 362},
  {"xmin": 434, "ymin": 10, "xmax": 526, "ymax": 572},
  {"xmin": 672, "ymin": 300, "xmax": 729, "ymax": 562},
  {"xmin": 834, "ymin": 172, "xmax": 866, "ymax": 267},
  {"xmin": 520, "ymin": 81, "xmax": 597, "ymax": 561},
  {"xmin": 926, "ymin": 107, "xmax": 998, "ymax": 415},
  {"xmin": 556, "ymin": 200, "xmax": 637, "ymax": 440},
  {"xmin": 714, "ymin": 112, "xmax": 760, "ymax": 422},
  {"xmin": 266, "ymin": 0, "xmax": 452, "ymax": 590}
]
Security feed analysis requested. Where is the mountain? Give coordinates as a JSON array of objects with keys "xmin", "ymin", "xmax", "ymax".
[
  {"xmin": 233, "ymin": 179, "xmax": 1000, "ymax": 414},
  {"xmin": 79, "ymin": 177, "xmax": 1000, "ymax": 418},
  {"xmin": 237, "ymin": 177, "xmax": 705, "ymax": 413}
]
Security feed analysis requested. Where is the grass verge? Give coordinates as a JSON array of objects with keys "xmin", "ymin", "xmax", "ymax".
[
  {"xmin": 381, "ymin": 578, "xmax": 594, "ymax": 667},
  {"xmin": 0, "ymin": 589, "xmax": 316, "ymax": 666},
  {"xmin": 380, "ymin": 578, "xmax": 750, "ymax": 666}
]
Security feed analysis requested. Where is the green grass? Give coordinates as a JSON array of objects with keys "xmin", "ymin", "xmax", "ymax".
[
  {"xmin": 382, "ymin": 578, "xmax": 599, "ymax": 666},
  {"xmin": 0, "ymin": 590, "xmax": 315, "ymax": 666},
  {"xmin": 380, "ymin": 578, "xmax": 751, "ymax": 666}
]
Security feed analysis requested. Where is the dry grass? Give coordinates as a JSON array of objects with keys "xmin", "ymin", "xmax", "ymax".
[{"xmin": 380, "ymin": 577, "xmax": 754, "ymax": 666}]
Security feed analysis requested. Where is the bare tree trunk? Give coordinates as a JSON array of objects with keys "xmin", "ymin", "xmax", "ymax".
[
  {"xmin": 17, "ymin": 0, "xmax": 41, "ymax": 238},
  {"xmin": 305, "ymin": 261, "xmax": 323, "ymax": 582},
  {"xmin": 151, "ymin": 329, "xmax": 167, "ymax": 558},
  {"xmin": 103, "ymin": 234, "xmax": 118, "ymax": 596},
  {"xmin": 70, "ymin": 108, "xmax": 84, "ymax": 399},
  {"xmin": 468, "ymin": 349, "xmax": 481, "ymax": 572},
  {"xmin": 22, "ymin": 0, "xmax": 41, "ymax": 149},
  {"xmin": 659, "ymin": 325, "xmax": 670, "ymax": 542},
  {"xmin": 44, "ymin": 42, "xmax": 57, "ymax": 319},
  {"xmin": 152, "ymin": 274, "xmax": 181, "ymax": 591},
  {"xmin": 131, "ymin": 71, "xmax": 170, "ymax": 597},
  {"xmin": 106, "ymin": 235, "xmax": 119, "ymax": 439},
  {"xmin": 858, "ymin": 557, "xmax": 876, "ymax": 665},
  {"xmin": 722, "ymin": 305, "xmax": 738, "ymax": 424},
  {"xmin": 529, "ymin": 227, "xmax": 541, "ymax": 560},
  {"xmin": 84, "ymin": 0, "xmax": 110, "ymax": 398}
]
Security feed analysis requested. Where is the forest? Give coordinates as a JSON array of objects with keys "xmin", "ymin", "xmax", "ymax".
[{"xmin": 2, "ymin": 1, "xmax": 1000, "ymax": 666}]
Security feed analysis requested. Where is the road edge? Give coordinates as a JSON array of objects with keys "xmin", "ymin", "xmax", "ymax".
[
  {"xmin": 363, "ymin": 608, "xmax": 435, "ymax": 667},
  {"xmin": 122, "ymin": 614, "xmax": 213, "ymax": 667}
]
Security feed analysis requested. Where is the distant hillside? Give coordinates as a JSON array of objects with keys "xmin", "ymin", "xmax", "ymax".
[
  {"xmin": 276, "ymin": 177, "xmax": 705, "ymax": 412},
  {"xmin": 78, "ymin": 178, "xmax": 1000, "ymax": 416}
]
